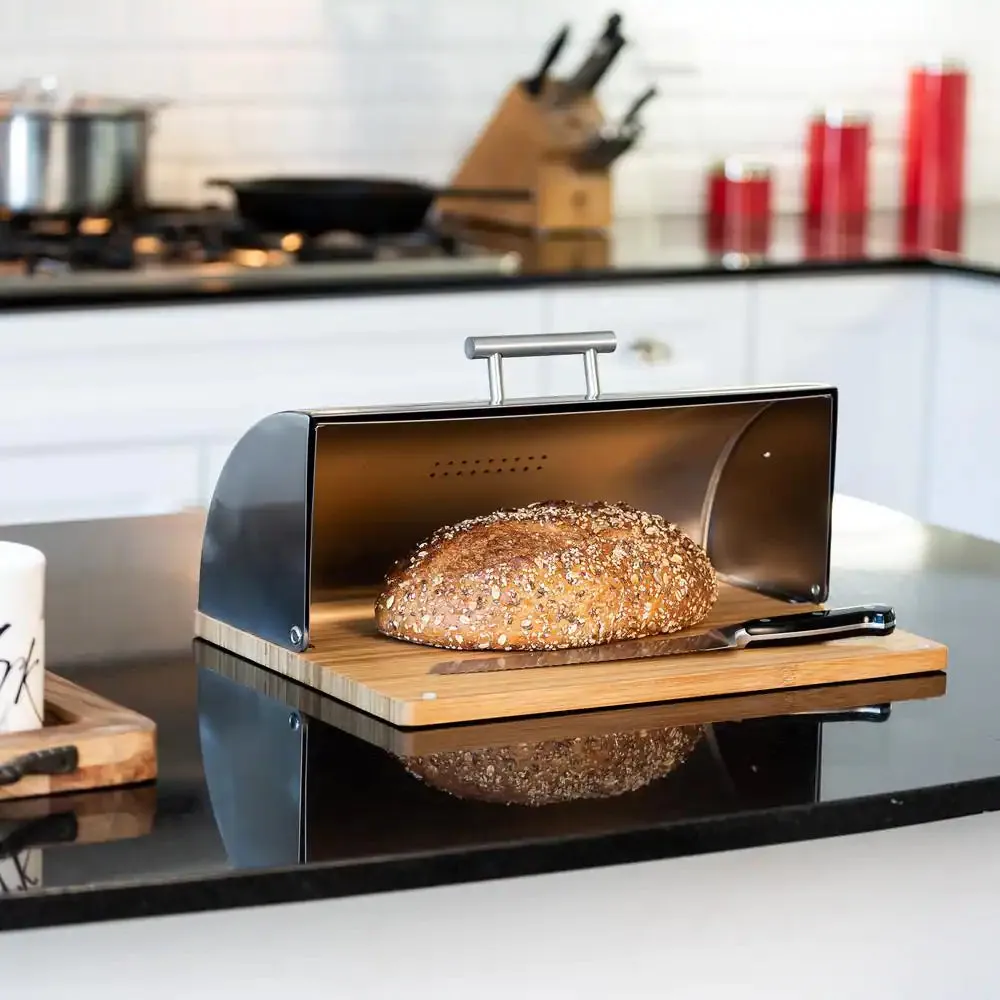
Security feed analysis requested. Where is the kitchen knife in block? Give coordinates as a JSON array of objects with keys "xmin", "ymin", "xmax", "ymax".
[
  {"xmin": 555, "ymin": 13, "xmax": 626, "ymax": 106},
  {"xmin": 524, "ymin": 25, "xmax": 571, "ymax": 97}
]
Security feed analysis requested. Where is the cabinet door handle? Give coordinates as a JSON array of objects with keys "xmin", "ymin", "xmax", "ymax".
[{"xmin": 628, "ymin": 338, "xmax": 674, "ymax": 365}]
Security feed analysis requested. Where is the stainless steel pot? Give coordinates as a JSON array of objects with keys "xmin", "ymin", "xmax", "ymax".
[
  {"xmin": 65, "ymin": 99, "xmax": 157, "ymax": 213},
  {"xmin": 0, "ymin": 79, "xmax": 164, "ymax": 214},
  {"xmin": 0, "ymin": 78, "xmax": 57, "ymax": 212}
]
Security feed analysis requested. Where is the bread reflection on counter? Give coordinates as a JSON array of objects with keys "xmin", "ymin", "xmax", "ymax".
[{"xmin": 398, "ymin": 726, "xmax": 703, "ymax": 806}]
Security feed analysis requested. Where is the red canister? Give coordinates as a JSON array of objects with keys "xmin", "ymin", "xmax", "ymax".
[
  {"xmin": 805, "ymin": 109, "xmax": 871, "ymax": 220},
  {"xmin": 705, "ymin": 158, "xmax": 772, "ymax": 256},
  {"xmin": 902, "ymin": 59, "xmax": 968, "ymax": 212}
]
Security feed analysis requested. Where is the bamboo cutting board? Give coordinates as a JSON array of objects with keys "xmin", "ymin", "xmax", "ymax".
[
  {"xmin": 195, "ymin": 583, "xmax": 948, "ymax": 727},
  {"xmin": 198, "ymin": 643, "xmax": 946, "ymax": 758}
]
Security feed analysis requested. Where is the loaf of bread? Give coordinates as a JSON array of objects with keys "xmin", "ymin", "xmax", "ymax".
[
  {"xmin": 399, "ymin": 726, "xmax": 702, "ymax": 806},
  {"xmin": 374, "ymin": 499, "xmax": 717, "ymax": 651}
]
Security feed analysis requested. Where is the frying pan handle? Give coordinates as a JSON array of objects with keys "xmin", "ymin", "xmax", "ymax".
[{"xmin": 464, "ymin": 331, "xmax": 617, "ymax": 405}]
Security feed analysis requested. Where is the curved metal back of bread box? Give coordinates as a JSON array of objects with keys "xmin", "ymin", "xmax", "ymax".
[{"xmin": 195, "ymin": 332, "xmax": 836, "ymax": 657}]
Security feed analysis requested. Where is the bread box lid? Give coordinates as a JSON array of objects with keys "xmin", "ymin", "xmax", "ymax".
[{"xmin": 196, "ymin": 331, "xmax": 836, "ymax": 653}]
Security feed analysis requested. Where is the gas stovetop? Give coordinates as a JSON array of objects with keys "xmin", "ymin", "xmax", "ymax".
[{"xmin": 0, "ymin": 205, "xmax": 519, "ymax": 281}]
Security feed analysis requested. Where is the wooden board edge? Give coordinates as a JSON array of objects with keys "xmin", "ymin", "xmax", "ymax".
[
  {"xmin": 196, "ymin": 611, "xmax": 406, "ymax": 725},
  {"xmin": 45, "ymin": 673, "xmax": 157, "ymax": 731},
  {"xmin": 391, "ymin": 670, "xmax": 949, "ymax": 755},
  {"xmin": 197, "ymin": 612, "xmax": 949, "ymax": 729},
  {"xmin": 201, "ymin": 644, "xmax": 946, "ymax": 757},
  {"xmin": 401, "ymin": 634, "xmax": 949, "ymax": 726}
]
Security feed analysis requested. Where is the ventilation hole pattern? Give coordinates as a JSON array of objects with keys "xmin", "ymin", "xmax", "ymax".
[{"xmin": 429, "ymin": 454, "xmax": 549, "ymax": 478}]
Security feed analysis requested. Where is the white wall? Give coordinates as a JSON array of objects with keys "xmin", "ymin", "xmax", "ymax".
[{"xmin": 2, "ymin": 0, "xmax": 996, "ymax": 215}]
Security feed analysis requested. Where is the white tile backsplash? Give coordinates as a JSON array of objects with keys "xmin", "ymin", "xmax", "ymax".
[{"xmin": 3, "ymin": 0, "xmax": 995, "ymax": 212}]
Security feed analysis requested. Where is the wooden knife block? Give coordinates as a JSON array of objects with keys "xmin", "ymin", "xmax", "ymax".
[{"xmin": 435, "ymin": 80, "xmax": 613, "ymax": 233}]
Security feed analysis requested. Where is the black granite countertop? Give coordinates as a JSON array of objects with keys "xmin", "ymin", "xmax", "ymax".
[
  {"xmin": 0, "ymin": 497, "xmax": 996, "ymax": 931},
  {"xmin": 0, "ymin": 207, "xmax": 997, "ymax": 312}
]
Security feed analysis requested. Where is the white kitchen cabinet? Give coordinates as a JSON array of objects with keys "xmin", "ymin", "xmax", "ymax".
[
  {"xmin": 0, "ymin": 288, "xmax": 547, "ymax": 521},
  {"xmin": 542, "ymin": 281, "xmax": 753, "ymax": 398},
  {"xmin": 925, "ymin": 275, "xmax": 1000, "ymax": 541},
  {"xmin": 753, "ymin": 274, "xmax": 934, "ymax": 520},
  {"xmin": 0, "ymin": 442, "xmax": 201, "ymax": 526},
  {"xmin": 0, "ymin": 288, "xmax": 547, "ymax": 448}
]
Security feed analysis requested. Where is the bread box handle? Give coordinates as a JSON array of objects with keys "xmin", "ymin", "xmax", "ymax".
[{"xmin": 464, "ymin": 331, "xmax": 617, "ymax": 405}]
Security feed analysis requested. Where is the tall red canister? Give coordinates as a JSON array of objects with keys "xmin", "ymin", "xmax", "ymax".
[
  {"xmin": 902, "ymin": 59, "xmax": 968, "ymax": 212},
  {"xmin": 805, "ymin": 109, "xmax": 871, "ymax": 220}
]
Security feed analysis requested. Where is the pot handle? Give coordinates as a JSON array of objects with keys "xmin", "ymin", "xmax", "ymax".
[{"xmin": 464, "ymin": 330, "xmax": 617, "ymax": 405}]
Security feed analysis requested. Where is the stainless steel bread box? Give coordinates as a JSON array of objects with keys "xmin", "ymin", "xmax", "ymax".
[{"xmin": 195, "ymin": 331, "xmax": 837, "ymax": 723}]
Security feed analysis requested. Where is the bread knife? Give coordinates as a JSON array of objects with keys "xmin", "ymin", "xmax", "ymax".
[{"xmin": 429, "ymin": 605, "xmax": 896, "ymax": 675}]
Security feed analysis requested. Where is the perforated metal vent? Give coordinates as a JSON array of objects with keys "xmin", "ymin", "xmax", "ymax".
[{"xmin": 428, "ymin": 454, "xmax": 549, "ymax": 479}]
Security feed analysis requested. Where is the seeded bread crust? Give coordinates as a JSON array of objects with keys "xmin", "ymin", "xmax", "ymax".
[
  {"xmin": 399, "ymin": 725, "xmax": 703, "ymax": 806},
  {"xmin": 374, "ymin": 500, "xmax": 718, "ymax": 652}
]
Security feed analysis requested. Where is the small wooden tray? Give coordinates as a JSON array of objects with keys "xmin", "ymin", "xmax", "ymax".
[
  {"xmin": 0, "ymin": 674, "xmax": 157, "ymax": 801},
  {"xmin": 195, "ymin": 582, "xmax": 949, "ymax": 727}
]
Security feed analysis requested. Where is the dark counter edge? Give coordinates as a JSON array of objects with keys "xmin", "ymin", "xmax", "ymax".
[
  {"xmin": 0, "ymin": 255, "xmax": 991, "ymax": 315},
  {"xmin": 4, "ymin": 774, "xmax": 1000, "ymax": 933}
]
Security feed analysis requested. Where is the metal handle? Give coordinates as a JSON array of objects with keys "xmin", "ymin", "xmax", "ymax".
[
  {"xmin": 734, "ymin": 604, "xmax": 896, "ymax": 649},
  {"xmin": 464, "ymin": 331, "xmax": 617, "ymax": 405},
  {"xmin": 0, "ymin": 745, "xmax": 79, "ymax": 787}
]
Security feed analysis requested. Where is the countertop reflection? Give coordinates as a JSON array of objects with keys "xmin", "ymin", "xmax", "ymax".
[
  {"xmin": 1, "ymin": 496, "xmax": 998, "ymax": 931},
  {"xmin": 1, "ymin": 206, "xmax": 996, "ymax": 311}
]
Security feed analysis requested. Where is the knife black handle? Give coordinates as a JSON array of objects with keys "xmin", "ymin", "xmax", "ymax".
[
  {"xmin": 0, "ymin": 745, "xmax": 79, "ymax": 787},
  {"xmin": 558, "ymin": 13, "xmax": 626, "ymax": 102},
  {"xmin": 525, "ymin": 25, "xmax": 570, "ymax": 96},
  {"xmin": 735, "ymin": 605, "xmax": 896, "ymax": 648},
  {"xmin": 792, "ymin": 703, "xmax": 892, "ymax": 723}
]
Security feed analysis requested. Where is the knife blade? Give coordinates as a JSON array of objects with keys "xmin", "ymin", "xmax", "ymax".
[
  {"xmin": 429, "ymin": 604, "xmax": 896, "ymax": 676},
  {"xmin": 524, "ymin": 25, "xmax": 571, "ymax": 97}
]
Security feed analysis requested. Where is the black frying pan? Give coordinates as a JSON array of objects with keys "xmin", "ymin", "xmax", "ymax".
[{"xmin": 207, "ymin": 177, "xmax": 532, "ymax": 238}]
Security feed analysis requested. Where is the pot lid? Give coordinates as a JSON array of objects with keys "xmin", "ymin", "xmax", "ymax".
[
  {"xmin": 67, "ymin": 94, "xmax": 162, "ymax": 115},
  {"xmin": 0, "ymin": 77, "xmax": 167, "ymax": 116},
  {"xmin": 0, "ymin": 75, "xmax": 59, "ymax": 113}
]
